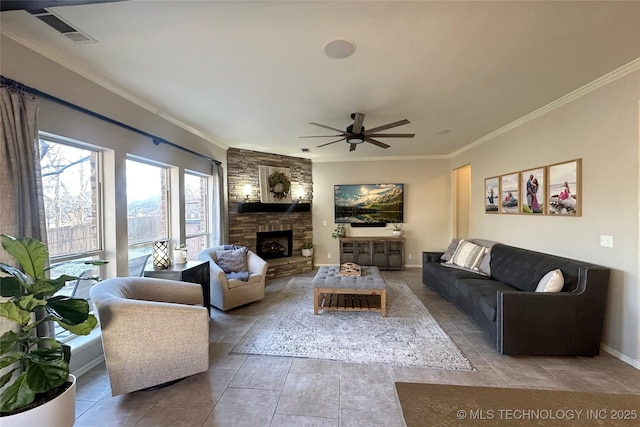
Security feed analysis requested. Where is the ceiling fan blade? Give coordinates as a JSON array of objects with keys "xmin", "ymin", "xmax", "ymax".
[
  {"xmin": 317, "ymin": 137, "xmax": 346, "ymax": 148},
  {"xmin": 349, "ymin": 143, "xmax": 358, "ymax": 152},
  {"xmin": 308, "ymin": 122, "xmax": 345, "ymax": 133},
  {"xmin": 364, "ymin": 137, "xmax": 390, "ymax": 149},
  {"xmin": 364, "ymin": 119, "xmax": 410, "ymax": 134},
  {"xmin": 367, "ymin": 133, "xmax": 415, "ymax": 138},
  {"xmin": 1, "ymin": 0, "xmax": 126, "ymax": 12},
  {"xmin": 298, "ymin": 134, "xmax": 345, "ymax": 138},
  {"xmin": 351, "ymin": 112, "xmax": 365, "ymax": 134}
]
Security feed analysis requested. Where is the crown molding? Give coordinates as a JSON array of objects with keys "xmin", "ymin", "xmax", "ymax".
[
  {"xmin": 312, "ymin": 154, "xmax": 449, "ymax": 163},
  {"xmin": 449, "ymin": 57, "xmax": 640, "ymax": 158},
  {"xmin": 2, "ymin": 25, "xmax": 228, "ymax": 150}
]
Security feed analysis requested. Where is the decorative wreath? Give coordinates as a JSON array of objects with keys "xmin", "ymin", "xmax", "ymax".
[{"xmin": 268, "ymin": 171, "xmax": 291, "ymax": 199}]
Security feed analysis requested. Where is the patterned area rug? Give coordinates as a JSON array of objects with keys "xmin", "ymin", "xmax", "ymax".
[{"xmin": 232, "ymin": 277, "xmax": 474, "ymax": 370}]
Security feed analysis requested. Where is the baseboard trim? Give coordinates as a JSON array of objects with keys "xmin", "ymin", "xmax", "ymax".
[
  {"xmin": 601, "ymin": 343, "xmax": 640, "ymax": 370},
  {"xmin": 73, "ymin": 355, "xmax": 105, "ymax": 378}
]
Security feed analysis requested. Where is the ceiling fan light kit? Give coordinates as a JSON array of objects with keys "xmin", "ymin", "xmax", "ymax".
[{"xmin": 300, "ymin": 112, "xmax": 414, "ymax": 152}]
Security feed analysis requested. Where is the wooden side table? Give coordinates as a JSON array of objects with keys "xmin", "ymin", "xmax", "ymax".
[{"xmin": 143, "ymin": 260, "xmax": 210, "ymax": 315}]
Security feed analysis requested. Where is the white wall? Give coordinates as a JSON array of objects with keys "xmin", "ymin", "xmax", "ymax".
[
  {"xmin": 312, "ymin": 159, "xmax": 452, "ymax": 268},
  {"xmin": 451, "ymin": 70, "xmax": 640, "ymax": 367}
]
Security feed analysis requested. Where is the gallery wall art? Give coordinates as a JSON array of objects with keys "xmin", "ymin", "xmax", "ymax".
[
  {"xmin": 484, "ymin": 176, "xmax": 499, "ymax": 213},
  {"xmin": 500, "ymin": 172, "xmax": 520, "ymax": 214},
  {"xmin": 484, "ymin": 159, "xmax": 581, "ymax": 217},
  {"xmin": 548, "ymin": 159, "xmax": 581, "ymax": 216}
]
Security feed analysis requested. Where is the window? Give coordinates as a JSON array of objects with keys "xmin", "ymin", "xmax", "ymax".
[
  {"xmin": 40, "ymin": 135, "xmax": 104, "ymax": 340},
  {"xmin": 41, "ymin": 137, "xmax": 101, "ymax": 258},
  {"xmin": 126, "ymin": 159, "xmax": 169, "ymax": 262},
  {"xmin": 184, "ymin": 172, "xmax": 209, "ymax": 260}
]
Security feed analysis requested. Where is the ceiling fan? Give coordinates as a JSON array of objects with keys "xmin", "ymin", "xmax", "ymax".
[
  {"xmin": 0, "ymin": 0, "xmax": 126, "ymax": 12},
  {"xmin": 299, "ymin": 112, "xmax": 415, "ymax": 152}
]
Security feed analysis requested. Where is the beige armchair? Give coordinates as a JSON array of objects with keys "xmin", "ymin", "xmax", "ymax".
[
  {"xmin": 197, "ymin": 245, "xmax": 268, "ymax": 311},
  {"xmin": 90, "ymin": 277, "xmax": 209, "ymax": 396}
]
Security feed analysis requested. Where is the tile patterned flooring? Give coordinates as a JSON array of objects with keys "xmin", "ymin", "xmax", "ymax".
[{"xmin": 74, "ymin": 269, "xmax": 640, "ymax": 426}]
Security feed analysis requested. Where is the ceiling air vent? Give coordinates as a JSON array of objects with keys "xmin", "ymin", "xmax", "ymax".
[{"xmin": 28, "ymin": 8, "xmax": 96, "ymax": 43}]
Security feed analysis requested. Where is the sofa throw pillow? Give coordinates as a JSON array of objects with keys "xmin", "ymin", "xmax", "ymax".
[
  {"xmin": 216, "ymin": 247, "xmax": 248, "ymax": 273},
  {"xmin": 448, "ymin": 240, "xmax": 486, "ymax": 270},
  {"xmin": 440, "ymin": 238, "xmax": 460, "ymax": 262},
  {"xmin": 467, "ymin": 239, "xmax": 499, "ymax": 276},
  {"xmin": 535, "ymin": 269, "xmax": 564, "ymax": 292}
]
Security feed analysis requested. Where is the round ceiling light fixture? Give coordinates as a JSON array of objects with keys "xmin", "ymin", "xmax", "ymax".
[{"xmin": 324, "ymin": 38, "xmax": 356, "ymax": 59}]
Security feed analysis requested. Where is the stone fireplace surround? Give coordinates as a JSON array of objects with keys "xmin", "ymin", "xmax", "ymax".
[{"xmin": 227, "ymin": 148, "xmax": 313, "ymax": 279}]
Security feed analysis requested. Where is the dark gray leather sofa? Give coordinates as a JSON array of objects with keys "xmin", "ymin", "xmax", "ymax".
[{"xmin": 422, "ymin": 243, "xmax": 610, "ymax": 356}]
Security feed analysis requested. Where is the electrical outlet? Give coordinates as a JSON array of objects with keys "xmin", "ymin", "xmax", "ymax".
[
  {"xmin": 408, "ymin": 253, "xmax": 413, "ymax": 260},
  {"xmin": 600, "ymin": 235, "xmax": 613, "ymax": 248},
  {"xmin": 327, "ymin": 252, "xmax": 331, "ymax": 259},
  {"xmin": 323, "ymin": 220, "xmax": 327, "ymax": 226}
]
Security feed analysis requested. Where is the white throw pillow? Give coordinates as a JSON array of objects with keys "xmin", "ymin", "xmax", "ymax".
[
  {"xmin": 448, "ymin": 240, "xmax": 486, "ymax": 270},
  {"xmin": 535, "ymin": 269, "xmax": 564, "ymax": 292}
]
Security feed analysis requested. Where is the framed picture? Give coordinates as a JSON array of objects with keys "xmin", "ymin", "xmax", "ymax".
[
  {"xmin": 548, "ymin": 159, "xmax": 581, "ymax": 216},
  {"xmin": 521, "ymin": 167, "xmax": 545, "ymax": 214},
  {"xmin": 484, "ymin": 176, "xmax": 499, "ymax": 213},
  {"xmin": 259, "ymin": 165, "xmax": 292, "ymax": 203},
  {"xmin": 500, "ymin": 172, "xmax": 520, "ymax": 214}
]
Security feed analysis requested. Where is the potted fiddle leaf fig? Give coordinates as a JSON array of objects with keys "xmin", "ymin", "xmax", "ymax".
[{"xmin": 0, "ymin": 234, "xmax": 103, "ymax": 424}]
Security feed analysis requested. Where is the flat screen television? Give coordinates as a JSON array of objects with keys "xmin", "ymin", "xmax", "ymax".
[{"xmin": 334, "ymin": 183, "xmax": 404, "ymax": 225}]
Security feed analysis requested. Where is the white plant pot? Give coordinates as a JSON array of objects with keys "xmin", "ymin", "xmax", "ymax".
[
  {"xmin": 301, "ymin": 248, "xmax": 313, "ymax": 257},
  {"xmin": 391, "ymin": 230, "xmax": 403, "ymax": 238},
  {"xmin": 174, "ymin": 249, "xmax": 188, "ymax": 264},
  {"xmin": 1, "ymin": 374, "xmax": 76, "ymax": 427}
]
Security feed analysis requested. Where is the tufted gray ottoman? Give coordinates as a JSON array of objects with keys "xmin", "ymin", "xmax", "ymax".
[{"xmin": 312, "ymin": 265, "xmax": 387, "ymax": 316}]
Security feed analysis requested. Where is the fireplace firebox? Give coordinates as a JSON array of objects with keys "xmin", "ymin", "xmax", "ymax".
[{"xmin": 256, "ymin": 230, "xmax": 293, "ymax": 259}]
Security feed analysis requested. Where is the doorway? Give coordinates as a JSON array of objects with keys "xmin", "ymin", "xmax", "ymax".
[{"xmin": 453, "ymin": 165, "xmax": 471, "ymax": 239}]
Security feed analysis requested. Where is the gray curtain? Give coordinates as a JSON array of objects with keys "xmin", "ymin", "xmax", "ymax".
[
  {"xmin": 213, "ymin": 162, "xmax": 228, "ymax": 245},
  {"xmin": 0, "ymin": 85, "xmax": 52, "ymax": 337},
  {"xmin": 0, "ymin": 86, "xmax": 46, "ymax": 250}
]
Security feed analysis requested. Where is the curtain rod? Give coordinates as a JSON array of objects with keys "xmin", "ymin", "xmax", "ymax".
[{"xmin": 1, "ymin": 75, "xmax": 221, "ymax": 165}]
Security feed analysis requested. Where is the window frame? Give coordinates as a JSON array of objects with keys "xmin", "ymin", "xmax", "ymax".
[{"xmin": 184, "ymin": 171, "xmax": 210, "ymax": 255}]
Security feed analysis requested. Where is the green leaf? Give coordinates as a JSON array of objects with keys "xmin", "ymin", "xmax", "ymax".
[
  {"xmin": 16, "ymin": 294, "xmax": 47, "ymax": 312},
  {"xmin": 0, "ymin": 352, "xmax": 24, "ymax": 369},
  {"xmin": 28, "ymin": 347, "xmax": 65, "ymax": 363},
  {"xmin": 30, "ymin": 278, "xmax": 66, "ymax": 299},
  {"xmin": 0, "ymin": 371, "xmax": 35, "ymax": 413},
  {"xmin": 0, "ymin": 370, "xmax": 15, "ymax": 388},
  {"xmin": 0, "ymin": 235, "xmax": 48, "ymax": 280},
  {"xmin": 47, "ymin": 297, "xmax": 90, "ymax": 325},
  {"xmin": 25, "ymin": 359, "xmax": 68, "ymax": 393},
  {"xmin": 57, "ymin": 314, "xmax": 97, "ymax": 336},
  {"xmin": 0, "ymin": 330, "xmax": 23, "ymax": 356},
  {"xmin": 0, "ymin": 276, "xmax": 23, "ymax": 297},
  {"xmin": 0, "ymin": 301, "xmax": 32, "ymax": 326}
]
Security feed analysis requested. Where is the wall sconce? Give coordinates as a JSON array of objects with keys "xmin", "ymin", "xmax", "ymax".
[
  {"xmin": 153, "ymin": 240, "xmax": 170, "ymax": 269},
  {"xmin": 296, "ymin": 187, "xmax": 304, "ymax": 201},
  {"xmin": 243, "ymin": 184, "xmax": 252, "ymax": 201}
]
